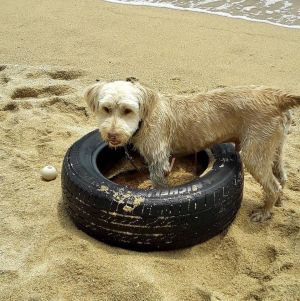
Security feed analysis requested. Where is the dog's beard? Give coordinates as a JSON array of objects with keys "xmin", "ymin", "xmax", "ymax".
[
  {"xmin": 100, "ymin": 129, "xmax": 131, "ymax": 148},
  {"xmin": 99, "ymin": 116, "xmax": 140, "ymax": 148}
]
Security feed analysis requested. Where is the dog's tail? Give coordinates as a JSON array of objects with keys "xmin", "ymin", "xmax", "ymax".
[{"xmin": 277, "ymin": 92, "xmax": 300, "ymax": 111}]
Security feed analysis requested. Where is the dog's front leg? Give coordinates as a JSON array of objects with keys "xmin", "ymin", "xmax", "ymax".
[
  {"xmin": 145, "ymin": 151, "xmax": 171, "ymax": 188},
  {"xmin": 148, "ymin": 160, "xmax": 170, "ymax": 188},
  {"xmin": 138, "ymin": 142, "xmax": 171, "ymax": 188}
]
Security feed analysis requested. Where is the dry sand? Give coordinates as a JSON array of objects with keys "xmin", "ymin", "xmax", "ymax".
[{"xmin": 0, "ymin": 0, "xmax": 299, "ymax": 300}]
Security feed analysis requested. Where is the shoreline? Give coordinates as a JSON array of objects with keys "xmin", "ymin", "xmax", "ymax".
[
  {"xmin": 1, "ymin": 0, "xmax": 300, "ymax": 94},
  {"xmin": 1, "ymin": 0, "xmax": 300, "ymax": 300},
  {"xmin": 104, "ymin": 0, "xmax": 300, "ymax": 30}
]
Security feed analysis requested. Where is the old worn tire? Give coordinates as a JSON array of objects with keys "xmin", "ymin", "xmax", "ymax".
[{"xmin": 61, "ymin": 130, "xmax": 243, "ymax": 251}]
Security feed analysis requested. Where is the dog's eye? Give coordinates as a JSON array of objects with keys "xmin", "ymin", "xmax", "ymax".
[
  {"xmin": 123, "ymin": 108, "xmax": 132, "ymax": 115},
  {"xmin": 103, "ymin": 106, "xmax": 110, "ymax": 113}
]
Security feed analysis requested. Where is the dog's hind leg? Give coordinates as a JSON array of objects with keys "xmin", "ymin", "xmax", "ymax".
[
  {"xmin": 273, "ymin": 144, "xmax": 287, "ymax": 188},
  {"xmin": 272, "ymin": 129, "xmax": 287, "ymax": 206},
  {"xmin": 241, "ymin": 136, "xmax": 282, "ymax": 222},
  {"xmin": 283, "ymin": 110, "xmax": 293, "ymax": 135},
  {"xmin": 273, "ymin": 141, "xmax": 287, "ymax": 188}
]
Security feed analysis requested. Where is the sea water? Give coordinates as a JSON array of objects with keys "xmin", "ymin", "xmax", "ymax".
[{"xmin": 104, "ymin": 0, "xmax": 300, "ymax": 29}]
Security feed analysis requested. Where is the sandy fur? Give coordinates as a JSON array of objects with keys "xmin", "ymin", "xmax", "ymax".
[{"xmin": 86, "ymin": 82, "xmax": 300, "ymax": 222}]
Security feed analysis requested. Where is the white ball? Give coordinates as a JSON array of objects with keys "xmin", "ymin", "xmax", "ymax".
[{"xmin": 40, "ymin": 165, "xmax": 58, "ymax": 181}]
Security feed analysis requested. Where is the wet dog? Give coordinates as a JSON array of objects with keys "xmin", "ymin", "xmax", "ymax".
[{"xmin": 85, "ymin": 78, "xmax": 299, "ymax": 222}]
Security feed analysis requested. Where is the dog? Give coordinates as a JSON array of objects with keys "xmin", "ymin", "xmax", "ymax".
[{"xmin": 85, "ymin": 78, "xmax": 299, "ymax": 222}]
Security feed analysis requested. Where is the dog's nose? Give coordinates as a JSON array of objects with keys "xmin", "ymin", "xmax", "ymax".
[{"xmin": 108, "ymin": 132, "xmax": 117, "ymax": 140}]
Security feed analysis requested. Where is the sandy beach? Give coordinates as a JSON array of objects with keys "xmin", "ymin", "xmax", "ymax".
[{"xmin": 0, "ymin": 0, "xmax": 299, "ymax": 300}]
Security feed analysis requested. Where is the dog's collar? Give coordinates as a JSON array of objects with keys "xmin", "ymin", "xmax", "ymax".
[{"xmin": 132, "ymin": 120, "xmax": 143, "ymax": 138}]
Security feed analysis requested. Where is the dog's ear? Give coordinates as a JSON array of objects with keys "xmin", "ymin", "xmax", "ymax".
[
  {"xmin": 84, "ymin": 82, "xmax": 106, "ymax": 113},
  {"xmin": 137, "ymin": 83, "xmax": 157, "ymax": 119}
]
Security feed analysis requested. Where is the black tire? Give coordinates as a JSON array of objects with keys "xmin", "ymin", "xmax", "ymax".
[{"xmin": 62, "ymin": 130, "xmax": 243, "ymax": 251}]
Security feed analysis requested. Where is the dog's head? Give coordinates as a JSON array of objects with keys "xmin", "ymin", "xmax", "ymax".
[{"xmin": 84, "ymin": 79, "xmax": 154, "ymax": 147}]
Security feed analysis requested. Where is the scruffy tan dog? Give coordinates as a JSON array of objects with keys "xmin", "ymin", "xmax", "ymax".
[{"xmin": 85, "ymin": 78, "xmax": 299, "ymax": 222}]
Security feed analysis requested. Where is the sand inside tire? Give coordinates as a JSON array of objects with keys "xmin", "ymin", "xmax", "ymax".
[{"xmin": 104, "ymin": 153, "xmax": 209, "ymax": 189}]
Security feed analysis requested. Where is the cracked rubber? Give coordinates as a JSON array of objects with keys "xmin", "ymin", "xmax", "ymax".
[{"xmin": 61, "ymin": 130, "xmax": 244, "ymax": 251}]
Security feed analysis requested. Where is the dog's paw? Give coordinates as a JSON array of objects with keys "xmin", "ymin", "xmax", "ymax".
[
  {"xmin": 250, "ymin": 209, "xmax": 272, "ymax": 223},
  {"xmin": 151, "ymin": 176, "xmax": 168, "ymax": 189},
  {"xmin": 153, "ymin": 181, "xmax": 168, "ymax": 189}
]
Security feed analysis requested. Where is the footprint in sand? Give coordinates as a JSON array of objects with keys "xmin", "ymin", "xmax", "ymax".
[
  {"xmin": 0, "ymin": 65, "xmax": 7, "ymax": 72},
  {"xmin": 5, "ymin": 67, "xmax": 89, "ymax": 120},
  {"xmin": 25, "ymin": 68, "xmax": 84, "ymax": 81},
  {"xmin": 266, "ymin": 245, "xmax": 279, "ymax": 263},
  {"xmin": 273, "ymin": 223, "xmax": 299, "ymax": 237},
  {"xmin": 1, "ymin": 102, "xmax": 18, "ymax": 111},
  {"xmin": 11, "ymin": 85, "xmax": 74, "ymax": 99},
  {"xmin": 280, "ymin": 262, "xmax": 293, "ymax": 271},
  {"xmin": 46, "ymin": 70, "xmax": 84, "ymax": 80},
  {"xmin": 0, "ymin": 64, "xmax": 9, "ymax": 85},
  {"xmin": 1, "ymin": 74, "xmax": 10, "ymax": 84}
]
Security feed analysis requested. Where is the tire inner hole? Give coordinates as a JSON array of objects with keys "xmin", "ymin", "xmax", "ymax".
[{"xmin": 96, "ymin": 146, "xmax": 211, "ymax": 189}]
